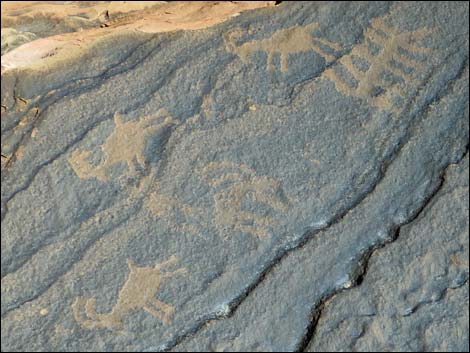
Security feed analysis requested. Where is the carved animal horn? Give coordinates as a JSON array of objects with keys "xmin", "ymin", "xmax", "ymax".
[
  {"xmin": 114, "ymin": 112, "xmax": 124, "ymax": 126},
  {"xmin": 304, "ymin": 22, "xmax": 319, "ymax": 32},
  {"xmin": 154, "ymin": 255, "xmax": 179, "ymax": 270},
  {"xmin": 127, "ymin": 258, "xmax": 138, "ymax": 270}
]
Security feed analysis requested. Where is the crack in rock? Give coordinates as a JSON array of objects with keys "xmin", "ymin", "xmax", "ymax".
[{"xmin": 296, "ymin": 149, "xmax": 469, "ymax": 352}]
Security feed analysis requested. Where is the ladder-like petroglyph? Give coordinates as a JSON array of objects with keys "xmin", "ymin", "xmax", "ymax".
[
  {"xmin": 323, "ymin": 17, "xmax": 432, "ymax": 112},
  {"xmin": 68, "ymin": 109, "xmax": 177, "ymax": 181},
  {"xmin": 72, "ymin": 256, "xmax": 187, "ymax": 330},
  {"xmin": 201, "ymin": 161, "xmax": 291, "ymax": 238},
  {"xmin": 225, "ymin": 22, "xmax": 342, "ymax": 72}
]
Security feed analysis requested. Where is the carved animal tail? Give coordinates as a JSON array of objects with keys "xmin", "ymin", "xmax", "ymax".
[{"xmin": 72, "ymin": 297, "xmax": 116, "ymax": 330}]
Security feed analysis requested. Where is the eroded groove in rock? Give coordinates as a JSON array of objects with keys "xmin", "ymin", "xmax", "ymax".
[
  {"xmin": 1, "ymin": 2, "xmax": 468, "ymax": 352},
  {"xmin": 169, "ymin": 59, "xmax": 469, "ymax": 352},
  {"xmin": 168, "ymin": 48, "xmax": 469, "ymax": 351},
  {"xmin": 297, "ymin": 150, "xmax": 469, "ymax": 352},
  {"xmin": 306, "ymin": 152, "xmax": 469, "ymax": 352}
]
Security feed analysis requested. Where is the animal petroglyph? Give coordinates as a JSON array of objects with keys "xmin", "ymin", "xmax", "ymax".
[
  {"xmin": 73, "ymin": 256, "xmax": 187, "ymax": 330},
  {"xmin": 225, "ymin": 22, "xmax": 341, "ymax": 72},
  {"xmin": 201, "ymin": 161, "xmax": 291, "ymax": 238},
  {"xmin": 323, "ymin": 17, "xmax": 432, "ymax": 112},
  {"xmin": 146, "ymin": 185, "xmax": 205, "ymax": 235},
  {"xmin": 68, "ymin": 109, "xmax": 177, "ymax": 181}
]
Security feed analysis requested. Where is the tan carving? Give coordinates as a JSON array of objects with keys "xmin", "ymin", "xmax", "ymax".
[
  {"xmin": 201, "ymin": 161, "xmax": 290, "ymax": 238},
  {"xmin": 72, "ymin": 256, "xmax": 187, "ymax": 330},
  {"xmin": 225, "ymin": 22, "xmax": 341, "ymax": 72},
  {"xmin": 323, "ymin": 17, "xmax": 432, "ymax": 112},
  {"xmin": 68, "ymin": 109, "xmax": 177, "ymax": 181},
  {"xmin": 146, "ymin": 185, "xmax": 204, "ymax": 234}
]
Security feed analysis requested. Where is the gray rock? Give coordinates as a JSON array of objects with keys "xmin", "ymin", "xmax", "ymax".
[
  {"xmin": 1, "ymin": 1, "xmax": 468, "ymax": 352},
  {"xmin": 306, "ymin": 154, "xmax": 469, "ymax": 352}
]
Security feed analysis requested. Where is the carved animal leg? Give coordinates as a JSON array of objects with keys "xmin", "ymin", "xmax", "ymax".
[
  {"xmin": 314, "ymin": 36, "xmax": 342, "ymax": 52},
  {"xmin": 267, "ymin": 51, "xmax": 275, "ymax": 71},
  {"xmin": 162, "ymin": 267, "xmax": 188, "ymax": 279},
  {"xmin": 143, "ymin": 305, "xmax": 171, "ymax": 324},
  {"xmin": 280, "ymin": 54, "xmax": 289, "ymax": 72},
  {"xmin": 152, "ymin": 298, "xmax": 176, "ymax": 316},
  {"xmin": 144, "ymin": 118, "xmax": 176, "ymax": 133},
  {"xmin": 154, "ymin": 255, "xmax": 179, "ymax": 271},
  {"xmin": 310, "ymin": 43, "xmax": 336, "ymax": 63},
  {"xmin": 135, "ymin": 151, "xmax": 147, "ymax": 170},
  {"xmin": 144, "ymin": 299, "xmax": 176, "ymax": 325}
]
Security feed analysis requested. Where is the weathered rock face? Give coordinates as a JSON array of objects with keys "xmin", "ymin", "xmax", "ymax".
[
  {"xmin": 1, "ymin": 1, "xmax": 468, "ymax": 352},
  {"xmin": 1, "ymin": 1, "xmax": 275, "ymax": 55},
  {"xmin": 306, "ymin": 155, "xmax": 470, "ymax": 352},
  {"xmin": 1, "ymin": 1, "xmax": 162, "ymax": 55}
]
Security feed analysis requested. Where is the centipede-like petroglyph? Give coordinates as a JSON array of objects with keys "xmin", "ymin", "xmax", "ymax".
[
  {"xmin": 72, "ymin": 256, "xmax": 187, "ymax": 330},
  {"xmin": 68, "ymin": 109, "xmax": 177, "ymax": 181},
  {"xmin": 323, "ymin": 17, "xmax": 432, "ymax": 112},
  {"xmin": 201, "ymin": 161, "xmax": 291, "ymax": 238},
  {"xmin": 225, "ymin": 22, "xmax": 342, "ymax": 72}
]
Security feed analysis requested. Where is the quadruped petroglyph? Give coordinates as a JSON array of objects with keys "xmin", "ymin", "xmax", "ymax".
[
  {"xmin": 225, "ymin": 22, "xmax": 342, "ymax": 72},
  {"xmin": 323, "ymin": 17, "xmax": 432, "ymax": 112},
  {"xmin": 68, "ymin": 109, "xmax": 177, "ymax": 181},
  {"xmin": 201, "ymin": 161, "xmax": 291, "ymax": 238},
  {"xmin": 72, "ymin": 256, "xmax": 187, "ymax": 330}
]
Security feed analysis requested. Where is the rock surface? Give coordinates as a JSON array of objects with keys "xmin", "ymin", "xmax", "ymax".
[
  {"xmin": 1, "ymin": 1, "xmax": 469, "ymax": 352},
  {"xmin": 306, "ymin": 154, "xmax": 469, "ymax": 352}
]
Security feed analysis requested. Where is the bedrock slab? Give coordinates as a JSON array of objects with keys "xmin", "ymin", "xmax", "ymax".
[
  {"xmin": 1, "ymin": 1, "xmax": 274, "ymax": 55},
  {"xmin": 1, "ymin": 1, "xmax": 469, "ymax": 352},
  {"xmin": 306, "ymin": 154, "xmax": 469, "ymax": 352}
]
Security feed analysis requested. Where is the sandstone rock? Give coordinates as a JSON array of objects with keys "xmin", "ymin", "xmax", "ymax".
[
  {"xmin": 1, "ymin": 1, "xmax": 468, "ymax": 351},
  {"xmin": 306, "ymin": 155, "xmax": 469, "ymax": 352}
]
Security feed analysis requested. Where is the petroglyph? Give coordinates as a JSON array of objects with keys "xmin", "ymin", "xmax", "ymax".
[
  {"xmin": 201, "ymin": 161, "xmax": 291, "ymax": 238},
  {"xmin": 225, "ymin": 22, "xmax": 341, "ymax": 72},
  {"xmin": 68, "ymin": 109, "xmax": 177, "ymax": 181},
  {"xmin": 323, "ymin": 17, "xmax": 432, "ymax": 112},
  {"xmin": 31, "ymin": 127, "xmax": 39, "ymax": 138},
  {"xmin": 146, "ymin": 185, "xmax": 205, "ymax": 235},
  {"xmin": 72, "ymin": 256, "xmax": 187, "ymax": 330}
]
